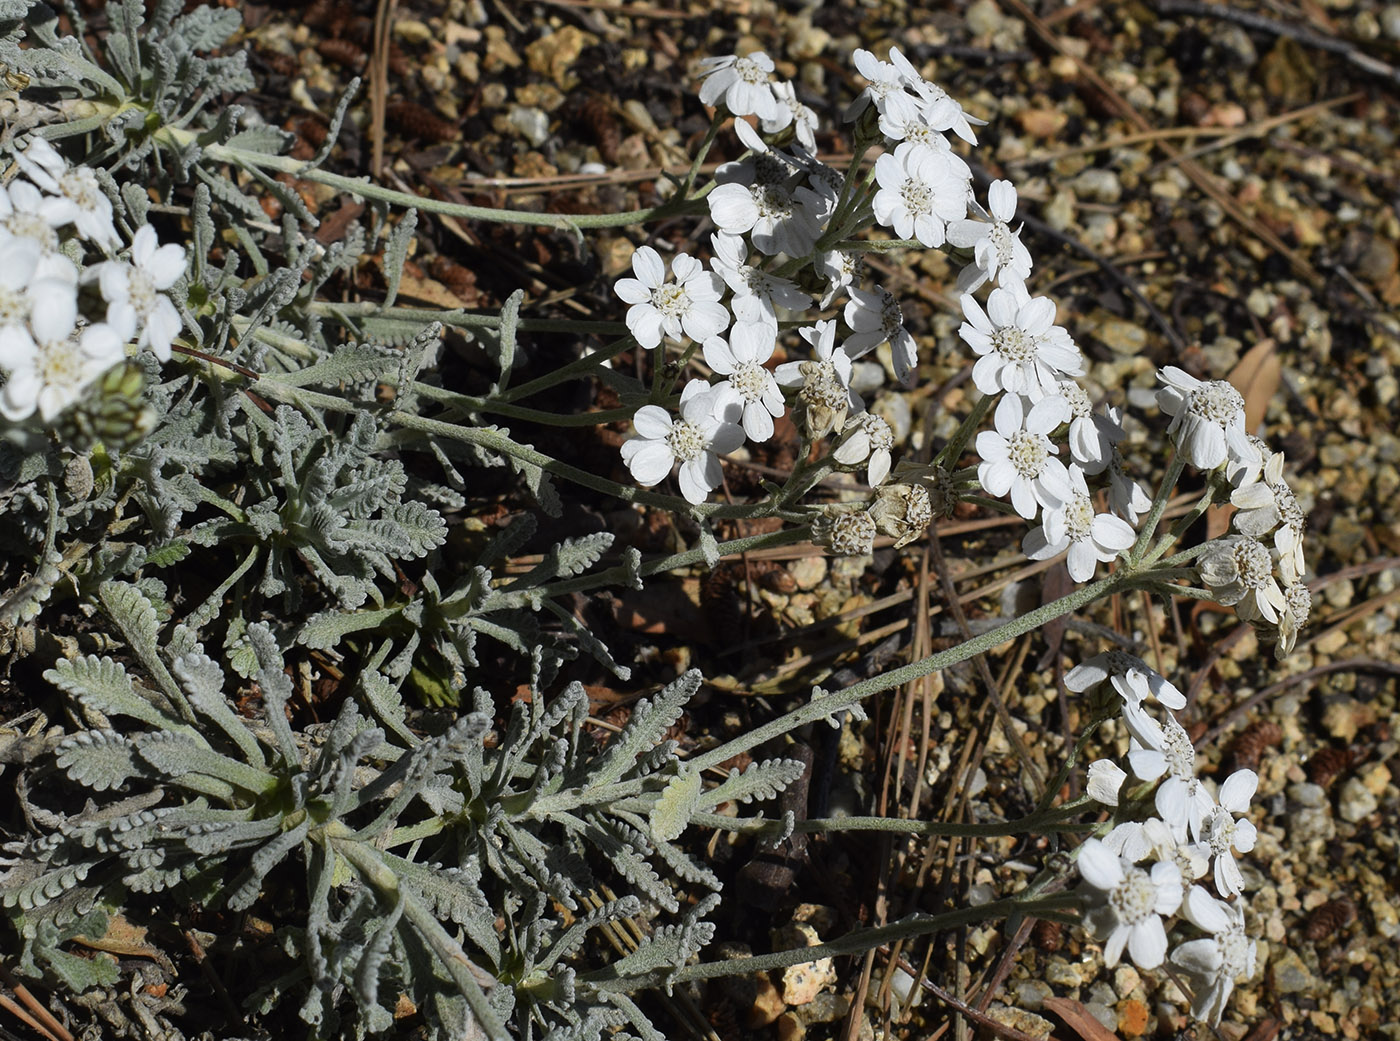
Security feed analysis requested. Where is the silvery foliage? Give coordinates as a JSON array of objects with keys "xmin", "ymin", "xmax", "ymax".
[
  {"xmin": 0, "ymin": 4, "xmax": 810, "ymax": 1040},
  {"xmin": 3, "ymin": 581, "xmax": 804, "ymax": 1039}
]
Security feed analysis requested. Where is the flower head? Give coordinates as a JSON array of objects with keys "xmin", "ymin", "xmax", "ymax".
[
  {"xmin": 833, "ymin": 410, "xmax": 894, "ymax": 486},
  {"xmin": 96, "ymin": 225, "xmax": 187, "ymax": 362},
  {"xmin": 1024, "ymin": 464, "xmax": 1136, "ymax": 581},
  {"xmin": 1065, "ymin": 650, "xmax": 1188, "ymax": 712},
  {"xmin": 614, "ymin": 246, "xmax": 729, "ymax": 349},
  {"xmin": 697, "ymin": 52, "xmax": 780, "ymax": 121},
  {"xmin": 1171, "ymin": 887, "xmax": 1257, "ymax": 1026},
  {"xmin": 959, "ymin": 282, "xmax": 1084, "ymax": 401},
  {"xmin": 1198, "ymin": 535, "xmax": 1287, "ymax": 625},
  {"xmin": 1156, "ymin": 366, "xmax": 1256, "ymax": 472},
  {"xmin": 843, "ymin": 284, "xmax": 918, "ymax": 386},
  {"xmin": 619, "ymin": 381, "xmax": 744, "ymax": 504},
  {"xmin": 946, "ymin": 179, "xmax": 1033, "ymax": 292},
  {"xmin": 702, "ymin": 323, "xmax": 784, "ymax": 442},
  {"xmin": 975, "ymin": 393, "xmax": 1071, "ymax": 520},
  {"xmin": 1078, "ymin": 838, "xmax": 1182, "ymax": 970},
  {"xmin": 871, "ymin": 142, "xmax": 970, "ymax": 248},
  {"xmin": 1199, "ymin": 769, "xmax": 1258, "ymax": 898}
]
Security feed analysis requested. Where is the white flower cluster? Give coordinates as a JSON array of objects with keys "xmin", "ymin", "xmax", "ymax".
[
  {"xmin": 618, "ymin": 47, "xmax": 989, "ymax": 506},
  {"xmin": 1072, "ymin": 651, "xmax": 1260, "ymax": 1024},
  {"xmin": 0, "ymin": 137, "xmax": 185, "ymax": 425},
  {"xmin": 1156, "ymin": 383, "xmax": 1312, "ymax": 657}
]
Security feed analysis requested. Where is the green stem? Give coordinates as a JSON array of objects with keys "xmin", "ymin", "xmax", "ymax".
[
  {"xmin": 583, "ymin": 894, "xmax": 1081, "ymax": 991},
  {"xmin": 306, "ymin": 300, "xmax": 626, "ymax": 338},
  {"xmin": 934, "ymin": 392, "xmax": 995, "ymax": 470},
  {"xmin": 494, "ymin": 523, "xmax": 814, "ymax": 606},
  {"xmin": 1127, "ymin": 450, "xmax": 1186, "ymax": 565},
  {"xmin": 687, "ymin": 563, "xmax": 1139, "ymax": 773},
  {"xmin": 681, "ymin": 112, "xmax": 725, "ymax": 197},
  {"xmin": 195, "ymin": 139, "xmax": 709, "ymax": 230},
  {"xmin": 689, "ymin": 803, "xmax": 1094, "ymax": 838}
]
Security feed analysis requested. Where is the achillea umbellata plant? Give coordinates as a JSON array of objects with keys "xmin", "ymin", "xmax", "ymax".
[{"xmin": 0, "ymin": 2, "xmax": 1310, "ymax": 1037}]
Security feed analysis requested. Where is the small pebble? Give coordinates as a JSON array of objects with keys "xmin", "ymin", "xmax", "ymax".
[{"xmin": 1337, "ymin": 777, "xmax": 1378, "ymax": 823}]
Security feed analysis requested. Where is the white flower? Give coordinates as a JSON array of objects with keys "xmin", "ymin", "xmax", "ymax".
[
  {"xmin": 946, "ymin": 179, "xmax": 1033, "ymax": 292},
  {"xmin": 762, "ymin": 80, "xmax": 819, "ymax": 151},
  {"xmin": 702, "ymin": 324, "xmax": 784, "ymax": 442},
  {"xmin": 871, "ymin": 142, "xmax": 969, "ymax": 248},
  {"xmin": 1024, "ymin": 465, "xmax": 1136, "ymax": 581},
  {"xmin": 0, "ymin": 304, "xmax": 124, "ymax": 422},
  {"xmin": 697, "ymin": 52, "xmax": 780, "ymax": 121},
  {"xmin": 1123, "ymin": 706, "xmax": 1215, "ymax": 843},
  {"xmin": 710, "ymin": 233, "xmax": 811, "ymax": 328},
  {"xmin": 887, "ymin": 46, "xmax": 985, "ymax": 145},
  {"xmin": 959, "ymin": 282, "xmax": 1084, "ymax": 401},
  {"xmin": 1200, "ymin": 769, "xmax": 1258, "ymax": 898},
  {"xmin": 846, "ymin": 48, "xmax": 919, "ymax": 123},
  {"xmin": 1230, "ymin": 449, "xmax": 1306, "ymax": 585},
  {"xmin": 15, "ymin": 136, "xmax": 119, "ymax": 250},
  {"xmin": 1274, "ymin": 582, "xmax": 1310, "ymax": 660},
  {"xmin": 1198, "ymin": 536, "xmax": 1287, "ymax": 625},
  {"xmin": 619, "ymin": 380, "xmax": 744, "ymax": 504},
  {"xmin": 1171, "ymin": 887, "xmax": 1256, "ymax": 1026},
  {"xmin": 96, "ymin": 225, "xmax": 187, "ymax": 362},
  {"xmin": 816, "ymin": 249, "xmax": 859, "ymax": 308},
  {"xmin": 1105, "ymin": 817, "xmax": 1210, "ymax": 897},
  {"xmin": 975, "ymin": 393, "xmax": 1071, "ymax": 520},
  {"xmin": 0, "ymin": 178, "xmax": 75, "ymax": 253},
  {"xmin": 1108, "ymin": 450, "xmax": 1152, "ymax": 525},
  {"xmin": 1078, "ymin": 838, "xmax": 1182, "ymax": 970},
  {"xmin": 1155, "ymin": 366, "xmax": 1256, "ymax": 472},
  {"xmin": 843, "ymin": 284, "xmax": 918, "ymax": 386},
  {"xmin": 1054, "ymin": 381, "xmax": 1124, "ymax": 476},
  {"xmin": 1087, "ymin": 759, "xmax": 1128, "ymax": 805},
  {"xmin": 0, "ymin": 236, "xmax": 76, "ymax": 345},
  {"xmin": 1067, "ymin": 650, "xmax": 1187, "ymax": 712},
  {"xmin": 710, "ymin": 156, "xmax": 825, "ymax": 258},
  {"xmin": 614, "ymin": 246, "xmax": 729, "ymax": 349},
  {"xmin": 833, "ymin": 410, "xmax": 895, "ymax": 486},
  {"xmin": 776, "ymin": 320, "xmax": 861, "ymax": 440}
]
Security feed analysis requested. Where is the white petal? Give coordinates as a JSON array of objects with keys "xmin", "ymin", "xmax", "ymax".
[{"xmin": 1077, "ymin": 838, "xmax": 1123, "ymax": 890}]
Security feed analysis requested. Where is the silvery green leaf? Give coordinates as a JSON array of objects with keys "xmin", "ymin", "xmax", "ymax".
[
  {"xmin": 307, "ymin": 77, "xmax": 359, "ymax": 168},
  {"xmin": 355, "ymin": 668, "xmax": 418, "ymax": 747},
  {"xmin": 245, "ymin": 622, "xmax": 300, "ymax": 768},
  {"xmin": 135, "ymin": 730, "xmax": 273, "ymax": 800},
  {"xmin": 381, "ymin": 208, "xmax": 418, "ymax": 309},
  {"xmin": 167, "ymin": 3, "xmax": 241, "ymax": 51},
  {"xmin": 54, "ymin": 730, "xmax": 140, "ymax": 793},
  {"xmin": 172, "ymin": 651, "xmax": 265, "ymax": 768},
  {"xmin": 536, "ymin": 895, "xmax": 641, "ymax": 974},
  {"xmin": 180, "ymin": 817, "xmax": 280, "ymax": 856},
  {"xmin": 192, "ymin": 165, "xmax": 267, "ymax": 223},
  {"xmin": 609, "ymin": 893, "xmax": 719, "ymax": 983},
  {"xmin": 45, "ymin": 655, "xmax": 190, "ymax": 736},
  {"xmin": 296, "ymin": 605, "xmax": 403, "ymax": 652},
  {"xmin": 225, "ymin": 818, "xmax": 311, "ymax": 911},
  {"xmin": 698, "ymin": 526, "xmax": 720, "ymax": 568},
  {"xmin": 647, "ymin": 768, "xmax": 700, "ymax": 845},
  {"xmin": 542, "ymin": 599, "xmax": 630, "ymax": 681},
  {"xmin": 581, "ymin": 818, "xmax": 674, "ymax": 913},
  {"xmin": 37, "ymin": 933, "xmax": 120, "ymax": 991},
  {"xmin": 378, "ymin": 853, "xmax": 500, "ymax": 965},
  {"xmin": 352, "ymin": 711, "xmax": 490, "ymax": 832},
  {"xmin": 649, "ymin": 831, "xmax": 721, "ymax": 891},
  {"xmin": 2, "ymin": 863, "xmax": 92, "ymax": 912},
  {"xmin": 492, "ymin": 289, "xmax": 523, "ymax": 393},
  {"xmin": 582, "ymin": 669, "xmax": 700, "ymax": 790},
  {"xmin": 700, "ymin": 757, "xmax": 806, "ymax": 808},
  {"xmin": 97, "ymin": 580, "xmax": 190, "ymax": 717}
]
